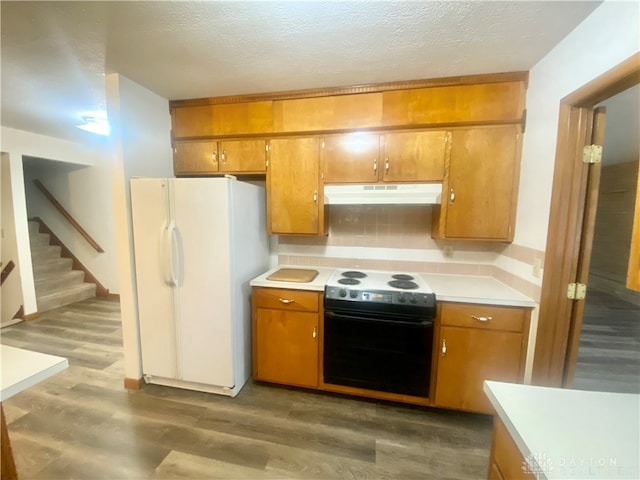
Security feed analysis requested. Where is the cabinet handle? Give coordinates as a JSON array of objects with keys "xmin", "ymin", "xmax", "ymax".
[
  {"xmin": 385, "ymin": 158, "xmax": 390, "ymax": 172},
  {"xmin": 278, "ymin": 298, "xmax": 295, "ymax": 304},
  {"xmin": 441, "ymin": 339, "xmax": 447, "ymax": 356},
  {"xmin": 449, "ymin": 188, "xmax": 456, "ymax": 205},
  {"xmin": 212, "ymin": 151, "xmax": 217, "ymax": 163},
  {"xmin": 312, "ymin": 326, "xmax": 317, "ymax": 339},
  {"xmin": 373, "ymin": 160, "xmax": 377, "ymax": 174},
  {"xmin": 313, "ymin": 190, "xmax": 318, "ymax": 204},
  {"xmin": 221, "ymin": 150, "xmax": 226, "ymax": 163},
  {"xmin": 471, "ymin": 315, "xmax": 492, "ymax": 322}
]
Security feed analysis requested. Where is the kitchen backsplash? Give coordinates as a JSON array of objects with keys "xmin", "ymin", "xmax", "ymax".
[{"xmin": 277, "ymin": 205, "xmax": 543, "ymax": 301}]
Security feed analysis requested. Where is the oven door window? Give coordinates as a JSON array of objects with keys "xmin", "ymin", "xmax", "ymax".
[{"xmin": 323, "ymin": 310, "xmax": 433, "ymax": 397}]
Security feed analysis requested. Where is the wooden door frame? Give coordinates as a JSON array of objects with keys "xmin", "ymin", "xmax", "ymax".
[{"xmin": 531, "ymin": 52, "xmax": 640, "ymax": 387}]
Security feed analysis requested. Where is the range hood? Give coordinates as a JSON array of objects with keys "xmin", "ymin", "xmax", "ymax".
[{"xmin": 324, "ymin": 183, "xmax": 442, "ymax": 205}]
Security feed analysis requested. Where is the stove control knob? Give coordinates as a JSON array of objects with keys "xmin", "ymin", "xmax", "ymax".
[
  {"xmin": 339, "ymin": 289, "xmax": 347, "ymax": 298},
  {"xmin": 349, "ymin": 290, "xmax": 358, "ymax": 299},
  {"xmin": 410, "ymin": 295, "xmax": 417, "ymax": 304},
  {"xmin": 398, "ymin": 293, "xmax": 406, "ymax": 303}
]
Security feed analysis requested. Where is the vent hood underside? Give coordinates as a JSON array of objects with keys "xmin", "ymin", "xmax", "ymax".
[{"xmin": 324, "ymin": 183, "xmax": 442, "ymax": 205}]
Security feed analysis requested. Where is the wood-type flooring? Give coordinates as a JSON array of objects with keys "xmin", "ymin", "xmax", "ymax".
[
  {"xmin": 1, "ymin": 298, "xmax": 493, "ymax": 479},
  {"xmin": 573, "ymin": 287, "xmax": 640, "ymax": 394}
]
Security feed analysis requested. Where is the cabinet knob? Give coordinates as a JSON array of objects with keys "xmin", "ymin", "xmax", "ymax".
[
  {"xmin": 313, "ymin": 190, "xmax": 318, "ymax": 204},
  {"xmin": 312, "ymin": 326, "xmax": 317, "ymax": 339},
  {"xmin": 278, "ymin": 298, "xmax": 295, "ymax": 304},
  {"xmin": 449, "ymin": 188, "xmax": 456, "ymax": 205},
  {"xmin": 441, "ymin": 339, "xmax": 447, "ymax": 356},
  {"xmin": 471, "ymin": 315, "xmax": 492, "ymax": 322}
]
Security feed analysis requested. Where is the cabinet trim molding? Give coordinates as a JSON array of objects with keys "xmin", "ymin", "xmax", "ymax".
[{"xmin": 170, "ymin": 72, "xmax": 529, "ymax": 107}]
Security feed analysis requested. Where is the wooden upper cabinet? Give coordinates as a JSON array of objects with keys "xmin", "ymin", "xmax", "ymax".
[
  {"xmin": 322, "ymin": 133, "xmax": 381, "ymax": 183},
  {"xmin": 173, "ymin": 140, "xmax": 218, "ymax": 175},
  {"xmin": 381, "ymin": 131, "xmax": 449, "ymax": 182},
  {"xmin": 433, "ymin": 125, "xmax": 522, "ymax": 241},
  {"xmin": 171, "ymin": 101, "xmax": 273, "ymax": 138},
  {"xmin": 272, "ymin": 93, "xmax": 382, "ymax": 133},
  {"xmin": 382, "ymin": 81, "xmax": 526, "ymax": 126},
  {"xmin": 267, "ymin": 137, "xmax": 325, "ymax": 235},
  {"xmin": 218, "ymin": 139, "xmax": 266, "ymax": 173},
  {"xmin": 172, "ymin": 105, "xmax": 215, "ymax": 138}
]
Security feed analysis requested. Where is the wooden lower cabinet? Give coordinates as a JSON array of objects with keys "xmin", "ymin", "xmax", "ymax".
[
  {"xmin": 488, "ymin": 417, "xmax": 535, "ymax": 480},
  {"xmin": 433, "ymin": 302, "xmax": 530, "ymax": 414},
  {"xmin": 252, "ymin": 287, "xmax": 320, "ymax": 388}
]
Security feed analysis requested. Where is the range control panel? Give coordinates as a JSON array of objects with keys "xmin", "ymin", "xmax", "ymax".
[{"xmin": 325, "ymin": 286, "xmax": 435, "ymax": 307}]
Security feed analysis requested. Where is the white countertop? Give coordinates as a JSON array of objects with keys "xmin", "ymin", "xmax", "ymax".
[
  {"xmin": 1, "ymin": 345, "xmax": 69, "ymax": 401},
  {"xmin": 484, "ymin": 381, "xmax": 640, "ymax": 479},
  {"xmin": 250, "ymin": 267, "xmax": 536, "ymax": 307},
  {"xmin": 250, "ymin": 266, "xmax": 336, "ymax": 291}
]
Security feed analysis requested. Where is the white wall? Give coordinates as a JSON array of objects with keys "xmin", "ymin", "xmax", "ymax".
[
  {"xmin": 1, "ymin": 153, "xmax": 25, "ymax": 325},
  {"xmin": 516, "ymin": 0, "xmax": 640, "ymax": 252},
  {"xmin": 22, "ymin": 153, "xmax": 119, "ymax": 293},
  {"xmin": 106, "ymin": 73, "xmax": 173, "ymax": 382}
]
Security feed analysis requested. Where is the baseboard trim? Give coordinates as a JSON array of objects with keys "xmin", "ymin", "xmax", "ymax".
[
  {"xmin": 23, "ymin": 312, "xmax": 40, "ymax": 321},
  {"xmin": 124, "ymin": 377, "xmax": 144, "ymax": 390},
  {"xmin": 107, "ymin": 293, "xmax": 120, "ymax": 301}
]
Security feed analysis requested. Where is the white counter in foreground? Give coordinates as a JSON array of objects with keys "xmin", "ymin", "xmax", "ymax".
[
  {"xmin": 1, "ymin": 345, "xmax": 69, "ymax": 401},
  {"xmin": 484, "ymin": 381, "xmax": 640, "ymax": 479}
]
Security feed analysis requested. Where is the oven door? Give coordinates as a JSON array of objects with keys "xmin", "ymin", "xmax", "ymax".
[{"xmin": 323, "ymin": 308, "xmax": 433, "ymax": 397}]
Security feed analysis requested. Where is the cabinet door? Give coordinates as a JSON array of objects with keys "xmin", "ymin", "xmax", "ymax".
[
  {"xmin": 219, "ymin": 139, "xmax": 266, "ymax": 173},
  {"xmin": 381, "ymin": 130, "xmax": 448, "ymax": 182},
  {"xmin": 254, "ymin": 309, "xmax": 319, "ymax": 387},
  {"xmin": 434, "ymin": 326, "xmax": 523, "ymax": 413},
  {"xmin": 322, "ymin": 133, "xmax": 380, "ymax": 183},
  {"xmin": 268, "ymin": 138, "xmax": 323, "ymax": 235},
  {"xmin": 173, "ymin": 140, "xmax": 218, "ymax": 175},
  {"xmin": 442, "ymin": 126, "xmax": 521, "ymax": 240}
]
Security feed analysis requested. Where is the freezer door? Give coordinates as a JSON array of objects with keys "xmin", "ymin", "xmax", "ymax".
[
  {"xmin": 171, "ymin": 178, "xmax": 235, "ymax": 387},
  {"xmin": 130, "ymin": 178, "xmax": 178, "ymax": 379}
]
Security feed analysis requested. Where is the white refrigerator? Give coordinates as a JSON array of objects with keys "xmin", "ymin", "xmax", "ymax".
[{"xmin": 130, "ymin": 177, "xmax": 269, "ymax": 397}]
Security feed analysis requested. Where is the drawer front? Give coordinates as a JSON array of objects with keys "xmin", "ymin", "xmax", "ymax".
[
  {"xmin": 440, "ymin": 302, "xmax": 526, "ymax": 332},
  {"xmin": 253, "ymin": 287, "xmax": 319, "ymax": 313}
]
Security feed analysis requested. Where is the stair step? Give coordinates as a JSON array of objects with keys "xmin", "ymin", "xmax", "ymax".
[
  {"xmin": 36, "ymin": 283, "xmax": 97, "ymax": 313},
  {"xmin": 33, "ymin": 257, "xmax": 73, "ymax": 276},
  {"xmin": 35, "ymin": 270, "xmax": 85, "ymax": 297},
  {"xmin": 28, "ymin": 221, "xmax": 41, "ymax": 235},
  {"xmin": 30, "ymin": 232, "xmax": 51, "ymax": 247},
  {"xmin": 31, "ymin": 245, "xmax": 62, "ymax": 262}
]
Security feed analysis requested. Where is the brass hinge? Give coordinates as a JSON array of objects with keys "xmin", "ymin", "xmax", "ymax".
[
  {"xmin": 567, "ymin": 282, "xmax": 587, "ymax": 300},
  {"xmin": 265, "ymin": 159, "xmax": 269, "ymax": 168},
  {"xmin": 582, "ymin": 145, "xmax": 602, "ymax": 164},
  {"xmin": 445, "ymin": 132, "xmax": 451, "ymax": 143}
]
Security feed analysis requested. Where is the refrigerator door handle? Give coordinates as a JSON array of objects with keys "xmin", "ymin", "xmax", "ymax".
[
  {"xmin": 169, "ymin": 223, "xmax": 180, "ymax": 287},
  {"xmin": 162, "ymin": 224, "xmax": 174, "ymax": 287}
]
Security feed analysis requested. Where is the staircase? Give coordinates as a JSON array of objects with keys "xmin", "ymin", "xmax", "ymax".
[{"xmin": 29, "ymin": 221, "xmax": 96, "ymax": 312}]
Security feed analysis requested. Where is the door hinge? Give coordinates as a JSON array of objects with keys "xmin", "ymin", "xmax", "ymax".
[
  {"xmin": 582, "ymin": 145, "xmax": 602, "ymax": 164},
  {"xmin": 265, "ymin": 159, "xmax": 269, "ymax": 168},
  {"xmin": 567, "ymin": 282, "xmax": 587, "ymax": 300}
]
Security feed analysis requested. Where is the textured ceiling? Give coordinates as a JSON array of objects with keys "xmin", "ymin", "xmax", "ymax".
[{"xmin": 1, "ymin": 1, "xmax": 603, "ymax": 144}]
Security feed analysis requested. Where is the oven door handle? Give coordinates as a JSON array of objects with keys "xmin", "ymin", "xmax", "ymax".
[{"xmin": 325, "ymin": 310, "xmax": 433, "ymax": 327}]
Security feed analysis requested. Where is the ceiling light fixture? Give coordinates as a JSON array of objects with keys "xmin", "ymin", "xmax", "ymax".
[{"xmin": 76, "ymin": 115, "xmax": 110, "ymax": 136}]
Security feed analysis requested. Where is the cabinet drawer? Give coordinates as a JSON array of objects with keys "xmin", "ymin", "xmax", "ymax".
[
  {"xmin": 253, "ymin": 287, "xmax": 319, "ymax": 313},
  {"xmin": 440, "ymin": 302, "xmax": 526, "ymax": 332}
]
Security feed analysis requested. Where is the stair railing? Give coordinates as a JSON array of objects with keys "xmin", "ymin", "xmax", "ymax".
[
  {"xmin": 1, "ymin": 260, "xmax": 16, "ymax": 286},
  {"xmin": 33, "ymin": 179, "xmax": 104, "ymax": 253}
]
